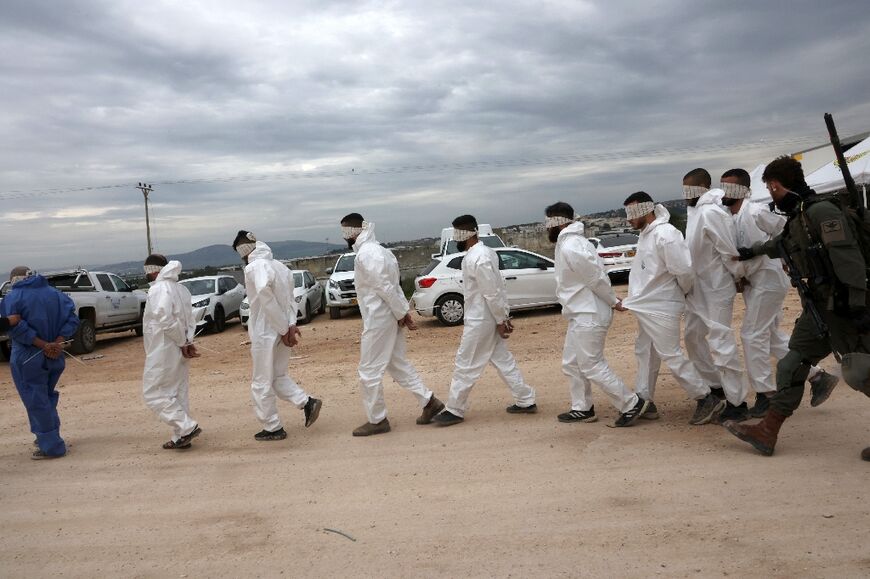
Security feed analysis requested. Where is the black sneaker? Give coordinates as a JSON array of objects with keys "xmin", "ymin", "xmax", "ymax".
[
  {"xmin": 254, "ymin": 427, "xmax": 287, "ymax": 441},
  {"xmin": 716, "ymin": 401, "xmax": 749, "ymax": 424},
  {"xmin": 710, "ymin": 387, "xmax": 726, "ymax": 401},
  {"xmin": 809, "ymin": 371, "xmax": 838, "ymax": 407},
  {"xmin": 614, "ymin": 398, "xmax": 650, "ymax": 427},
  {"xmin": 640, "ymin": 401, "xmax": 660, "ymax": 420},
  {"xmin": 433, "ymin": 410, "xmax": 464, "ymax": 427},
  {"xmin": 749, "ymin": 393, "xmax": 771, "ymax": 418},
  {"xmin": 557, "ymin": 407, "xmax": 597, "ymax": 423},
  {"xmin": 176, "ymin": 425, "xmax": 202, "ymax": 446},
  {"xmin": 689, "ymin": 393, "xmax": 726, "ymax": 425},
  {"xmin": 304, "ymin": 397, "xmax": 322, "ymax": 428},
  {"xmin": 506, "ymin": 403, "xmax": 537, "ymax": 414}
]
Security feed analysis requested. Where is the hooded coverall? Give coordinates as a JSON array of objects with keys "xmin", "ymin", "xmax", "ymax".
[
  {"xmin": 684, "ymin": 189, "xmax": 748, "ymax": 406},
  {"xmin": 142, "ymin": 261, "xmax": 199, "ymax": 443},
  {"xmin": 444, "ymin": 242, "xmax": 536, "ymax": 417},
  {"xmin": 0, "ymin": 275, "xmax": 79, "ymax": 456},
  {"xmin": 353, "ymin": 224, "xmax": 434, "ymax": 423},
  {"xmin": 556, "ymin": 221, "xmax": 637, "ymax": 413},
  {"xmin": 622, "ymin": 205, "xmax": 710, "ymax": 402},
  {"xmin": 245, "ymin": 241, "xmax": 312, "ymax": 431}
]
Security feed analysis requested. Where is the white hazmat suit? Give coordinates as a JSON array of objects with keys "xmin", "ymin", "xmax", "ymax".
[
  {"xmin": 556, "ymin": 222, "xmax": 638, "ymax": 413},
  {"xmin": 445, "ymin": 241, "xmax": 536, "ymax": 417},
  {"xmin": 245, "ymin": 242, "xmax": 313, "ymax": 432},
  {"xmin": 622, "ymin": 205, "xmax": 710, "ymax": 402},
  {"xmin": 353, "ymin": 224, "xmax": 434, "ymax": 423},
  {"xmin": 684, "ymin": 189, "xmax": 748, "ymax": 406},
  {"xmin": 142, "ymin": 261, "xmax": 199, "ymax": 443}
]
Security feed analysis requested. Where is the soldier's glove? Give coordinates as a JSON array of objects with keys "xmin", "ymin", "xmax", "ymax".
[
  {"xmin": 853, "ymin": 307, "xmax": 870, "ymax": 334},
  {"xmin": 736, "ymin": 247, "xmax": 756, "ymax": 261}
]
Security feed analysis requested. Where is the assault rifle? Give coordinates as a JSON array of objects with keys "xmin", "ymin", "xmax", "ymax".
[
  {"xmin": 778, "ymin": 238, "xmax": 830, "ymax": 341},
  {"xmin": 824, "ymin": 112, "xmax": 863, "ymax": 212}
]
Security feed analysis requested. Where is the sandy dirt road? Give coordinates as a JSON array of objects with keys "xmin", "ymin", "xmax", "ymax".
[{"xmin": 1, "ymin": 287, "xmax": 868, "ymax": 578}]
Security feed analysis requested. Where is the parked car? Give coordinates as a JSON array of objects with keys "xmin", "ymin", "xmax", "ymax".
[
  {"xmin": 411, "ymin": 247, "xmax": 557, "ymax": 326},
  {"xmin": 179, "ymin": 275, "xmax": 245, "ymax": 333},
  {"xmin": 588, "ymin": 232, "xmax": 638, "ymax": 278},
  {"xmin": 240, "ymin": 269, "xmax": 325, "ymax": 328},
  {"xmin": 434, "ymin": 224, "xmax": 505, "ymax": 257},
  {"xmin": 0, "ymin": 281, "xmax": 11, "ymax": 360},
  {"xmin": 325, "ymin": 253, "xmax": 357, "ymax": 319}
]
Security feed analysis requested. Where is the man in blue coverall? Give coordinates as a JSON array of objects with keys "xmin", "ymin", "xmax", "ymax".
[{"xmin": 0, "ymin": 266, "xmax": 79, "ymax": 459}]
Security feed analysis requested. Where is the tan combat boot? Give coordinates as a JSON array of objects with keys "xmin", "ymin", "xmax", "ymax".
[
  {"xmin": 416, "ymin": 396, "xmax": 445, "ymax": 425},
  {"xmin": 352, "ymin": 418, "xmax": 391, "ymax": 437},
  {"xmin": 724, "ymin": 410, "xmax": 787, "ymax": 456}
]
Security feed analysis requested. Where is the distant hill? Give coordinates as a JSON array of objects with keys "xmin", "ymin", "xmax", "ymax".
[
  {"xmin": 95, "ymin": 240, "xmax": 345, "ymax": 276},
  {"xmin": 583, "ymin": 198, "xmax": 686, "ymax": 219}
]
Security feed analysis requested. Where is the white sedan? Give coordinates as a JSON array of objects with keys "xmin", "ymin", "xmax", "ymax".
[
  {"xmin": 588, "ymin": 232, "xmax": 638, "ymax": 278},
  {"xmin": 179, "ymin": 275, "xmax": 246, "ymax": 333},
  {"xmin": 240, "ymin": 269, "xmax": 325, "ymax": 327},
  {"xmin": 410, "ymin": 247, "xmax": 558, "ymax": 326}
]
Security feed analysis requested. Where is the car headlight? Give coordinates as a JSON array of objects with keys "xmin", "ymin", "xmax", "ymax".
[
  {"xmin": 328, "ymin": 279, "xmax": 339, "ymax": 289},
  {"xmin": 295, "ymin": 296, "xmax": 303, "ymax": 303},
  {"xmin": 192, "ymin": 297, "xmax": 210, "ymax": 308}
]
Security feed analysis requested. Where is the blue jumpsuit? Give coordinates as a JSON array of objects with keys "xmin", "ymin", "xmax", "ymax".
[{"xmin": 0, "ymin": 275, "xmax": 79, "ymax": 456}]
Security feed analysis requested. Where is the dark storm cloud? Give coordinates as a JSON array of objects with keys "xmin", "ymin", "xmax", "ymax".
[{"xmin": 1, "ymin": 0, "xmax": 869, "ymax": 271}]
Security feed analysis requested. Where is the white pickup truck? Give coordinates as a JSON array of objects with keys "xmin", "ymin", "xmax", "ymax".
[{"xmin": 0, "ymin": 270, "xmax": 147, "ymax": 359}]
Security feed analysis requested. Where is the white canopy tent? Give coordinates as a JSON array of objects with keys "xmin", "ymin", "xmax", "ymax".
[
  {"xmin": 806, "ymin": 135, "xmax": 870, "ymax": 195},
  {"xmin": 748, "ymin": 164, "xmax": 771, "ymax": 204}
]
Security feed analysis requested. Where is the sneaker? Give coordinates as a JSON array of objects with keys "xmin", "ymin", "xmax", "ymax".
[
  {"xmin": 176, "ymin": 425, "xmax": 202, "ymax": 447},
  {"xmin": 416, "ymin": 396, "xmax": 445, "ymax": 425},
  {"xmin": 254, "ymin": 427, "xmax": 287, "ymax": 441},
  {"xmin": 433, "ymin": 410, "xmax": 464, "ymax": 427},
  {"xmin": 716, "ymin": 401, "xmax": 749, "ymax": 424},
  {"xmin": 304, "ymin": 397, "xmax": 322, "ymax": 428},
  {"xmin": 352, "ymin": 418, "xmax": 391, "ymax": 437},
  {"xmin": 640, "ymin": 401, "xmax": 660, "ymax": 420},
  {"xmin": 809, "ymin": 371, "xmax": 838, "ymax": 407},
  {"xmin": 557, "ymin": 407, "xmax": 597, "ymax": 423},
  {"xmin": 506, "ymin": 403, "xmax": 537, "ymax": 414},
  {"xmin": 31, "ymin": 449, "xmax": 65, "ymax": 460},
  {"xmin": 689, "ymin": 393, "xmax": 726, "ymax": 425},
  {"xmin": 614, "ymin": 398, "xmax": 650, "ymax": 427},
  {"xmin": 749, "ymin": 393, "xmax": 771, "ymax": 418},
  {"xmin": 710, "ymin": 386, "xmax": 726, "ymax": 401}
]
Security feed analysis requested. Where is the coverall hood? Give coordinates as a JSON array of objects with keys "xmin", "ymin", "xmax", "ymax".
[
  {"xmin": 557, "ymin": 221, "xmax": 585, "ymax": 239},
  {"xmin": 155, "ymin": 261, "xmax": 182, "ymax": 283},
  {"xmin": 11, "ymin": 274, "xmax": 47, "ymax": 289},
  {"xmin": 352, "ymin": 223, "xmax": 376, "ymax": 252},
  {"xmin": 247, "ymin": 241, "xmax": 274, "ymax": 262}
]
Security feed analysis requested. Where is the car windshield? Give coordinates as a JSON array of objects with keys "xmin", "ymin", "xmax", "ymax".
[
  {"xmin": 444, "ymin": 235, "xmax": 503, "ymax": 255},
  {"xmin": 293, "ymin": 273, "xmax": 303, "ymax": 288},
  {"xmin": 180, "ymin": 279, "xmax": 217, "ymax": 296},
  {"xmin": 334, "ymin": 255, "xmax": 355, "ymax": 272},
  {"xmin": 598, "ymin": 234, "xmax": 638, "ymax": 248}
]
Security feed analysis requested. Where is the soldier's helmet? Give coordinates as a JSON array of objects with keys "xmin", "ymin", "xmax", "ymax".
[{"xmin": 840, "ymin": 353, "xmax": 870, "ymax": 397}]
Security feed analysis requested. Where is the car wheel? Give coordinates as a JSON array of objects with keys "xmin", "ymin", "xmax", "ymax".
[
  {"xmin": 329, "ymin": 306, "xmax": 341, "ymax": 320},
  {"xmin": 435, "ymin": 294, "xmax": 464, "ymax": 326},
  {"xmin": 301, "ymin": 301, "xmax": 312, "ymax": 325},
  {"xmin": 134, "ymin": 305, "xmax": 145, "ymax": 336},
  {"xmin": 212, "ymin": 305, "xmax": 226, "ymax": 333},
  {"xmin": 0, "ymin": 340, "xmax": 10, "ymax": 361},
  {"xmin": 70, "ymin": 318, "xmax": 96, "ymax": 354},
  {"xmin": 317, "ymin": 292, "xmax": 326, "ymax": 314}
]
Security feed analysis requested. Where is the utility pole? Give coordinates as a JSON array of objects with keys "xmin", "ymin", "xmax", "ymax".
[{"xmin": 136, "ymin": 182, "xmax": 154, "ymax": 255}]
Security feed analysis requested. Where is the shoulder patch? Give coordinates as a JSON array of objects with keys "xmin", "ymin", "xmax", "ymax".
[{"xmin": 820, "ymin": 219, "xmax": 846, "ymax": 244}]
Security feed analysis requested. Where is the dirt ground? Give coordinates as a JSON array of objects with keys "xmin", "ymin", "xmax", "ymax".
[{"xmin": 1, "ymin": 286, "xmax": 868, "ymax": 578}]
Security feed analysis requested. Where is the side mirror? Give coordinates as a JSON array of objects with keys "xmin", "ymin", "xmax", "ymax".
[
  {"xmin": 127, "ymin": 284, "xmax": 138, "ymax": 291},
  {"xmin": 325, "ymin": 268, "xmax": 333, "ymax": 275},
  {"xmin": 539, "ymin": 264, "xmax": 550, "ymax": 270}
]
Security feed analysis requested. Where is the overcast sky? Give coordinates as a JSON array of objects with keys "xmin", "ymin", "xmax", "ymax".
[{"xmin": 1, "ymin": 0, "xmax": 869, "ymax": 273}]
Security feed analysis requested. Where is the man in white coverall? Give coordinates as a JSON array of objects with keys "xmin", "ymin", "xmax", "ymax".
[
  {"xmin": 339, "ymin": 213, "xmax": 444, "ymax": 436},
  {"xmin": 433, "ymin": 214, "xmax": 537, "ymax": 426},
  {"xmin": 721, "ymin": 169, "xmax": 839, "ymax": 418},
  {"xmin": 142, "ymin": 254, "xmax": 202, "ymax": 450},
  {"xmin": 616, "ymin": 192, "xmax": 725, "ymax": 424},
  {"xmin": 545, "ymin": 201, "xmax": 649, "ymax": 427},
  {"xmin": 682, "ymin": 168, "xmax": 749, "ymax": 422},
  {"xmin": 232, "ymin": 230, "xmax": 322, "ymax": 441}
]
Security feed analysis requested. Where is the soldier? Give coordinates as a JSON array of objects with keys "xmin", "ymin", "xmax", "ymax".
[{"xmin": 725, "ymin": 156, "xmax": 870, "ymax": 459}]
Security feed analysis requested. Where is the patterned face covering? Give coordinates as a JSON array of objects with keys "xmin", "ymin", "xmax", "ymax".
[
  {"xmin": 682, "ymin": 185, "xmax": 708, "ymax": 200},
  {"xmin": 341, "ymin": 226, "xmax": 364, "ymax": 240},
  {"xmin": 235, "ymin": 243, "xmax": 256, "ymax": 258},
  {"xmin": 143, "ymin": 265, "xmax": 163, "ymax": 275},
  {"xmin": 452, "ymin": 228, "xmax": 477, "ymax": 242},
  {"xmin": 721, "ymin": 182, "xmax": 750, "ymax": 199},
  {"xmin": 544, "ymin": 216, "xmax": 574, "ymax": 229},
  {"xmin": 10, "ymin": 271, "xmax": 34, "ymax": 285},
  {"xmin": 625, "ymin": 201, "xmax": 655, "ymax": 221}
]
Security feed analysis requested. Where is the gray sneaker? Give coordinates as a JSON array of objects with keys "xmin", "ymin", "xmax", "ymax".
[
  {"xmin": 689, "ymin": 393, "xmax": 726, "ymax": 425},
  {"xmin": 809, "ymin": 371, "xmax": 838, "ymax": 407}
]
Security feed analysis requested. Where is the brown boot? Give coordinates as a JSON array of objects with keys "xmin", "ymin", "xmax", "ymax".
[
  {"xmin": 724, "ymin": 410, "xmax": 787, "ymax": 456},
  {"xmin": 862, "ymin": 447, "xmax": 870, "ymax": 462},
  {"xmin": 352, "ymin": 418, "xmax": 391, "ymax": 437},
  {"xmin": 416, "ymin": 395, "xmax": 445, "ymax": 425}
]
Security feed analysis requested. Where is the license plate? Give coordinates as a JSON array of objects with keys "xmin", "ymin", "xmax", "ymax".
[{"xmin": 626, "ymin": 250, "xmax": 636, "ymax": 257}]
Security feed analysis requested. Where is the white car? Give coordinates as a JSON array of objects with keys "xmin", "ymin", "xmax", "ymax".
[
  {"xmin": 179, "ymin": 275, "xmax": 246, "ymax": 333},
  {"xmin": 411, "ymin": 247, "xmax": 558, "ymax": 326},
  {"xmin": 240, "ymin": 269, "xmax": 325, "ymax": 327},
  {"xmin": 434, "ymin": 224, "xmax": 505, "ymax": 257},
  {"xmin": 588, "ymin": 232, "xmax": 638, "ymax": 278},
  {"xmin": 325, "ymin": 253, "xmax": 357, "ymax": 319}
]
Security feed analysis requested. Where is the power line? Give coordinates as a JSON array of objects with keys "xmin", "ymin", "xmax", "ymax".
[{"xmin": 0, "ymin": 135, "xmax": 815, "ymax": 201}]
